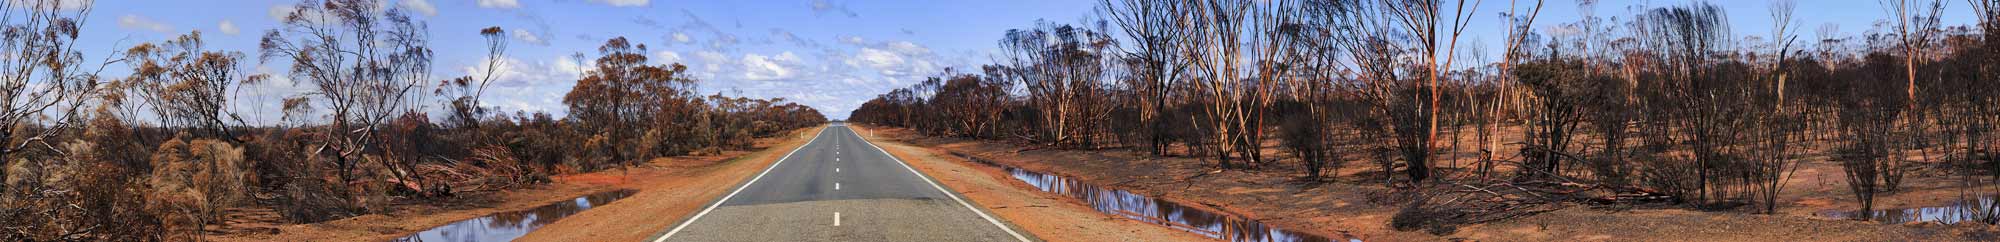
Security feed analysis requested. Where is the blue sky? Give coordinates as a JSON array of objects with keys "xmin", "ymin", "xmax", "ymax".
[{"xmin": 79, "ymin": 0, "xmax": 1980, "ymax": 121}]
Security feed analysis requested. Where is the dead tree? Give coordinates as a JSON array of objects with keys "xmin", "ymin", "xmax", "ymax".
[
  {"xmin": 1747, "ymin": 0, "xmax": 1805, "ymax": 214},
  {"xmin": 0, "ymin": 1, "xmax": 105, "ymax": 190},
  {"xmin": 123, "ymin": 31, "xmax": 251, "ymax": 141},
  {"xmin": 999, "ymin": 22, "xmax": 1115, "ymax": 149},
  {"xmin": 1381, "ymin": 0, "xmax": 1481, "ymax": 182},
  {"xmin": 438, "ymin": 26, "xmax": 509, "ymax": 129},
  {"xmin": 259, "ymin": 0, "xmax": 433, "ymax": 188},
  {"xmin": 1513, "ymin": 55, "xmax": 1597, "ymax": 180},
  {"xmin": 1631, "ymin": 2, "xmax": 1738, "ymax": 203},
  {"xmin": 1833, "ymin": 53, "xmax": 1912, "ymax": 220},
  {"xmin": 1100, "ymin": 0, "xmax": 1191, "ymax": 156},
  {"xmin": 1177, "ymin": 0, "xmax": 1299, "ymax": 168}
]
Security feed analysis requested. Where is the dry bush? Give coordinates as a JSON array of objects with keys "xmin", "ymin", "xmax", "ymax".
[
  {"xmin": 190, "ymin": 139, "xmax": 252, "ymax": 212},
  {"xmin": 3, "ymin": 155, "xmax": 164, "ymax": 241},
  {"xmin": 0, "ymin": 111, "xmax": 163, "ymax": 241},
  {"xmin": 580, "ymin": 132, "xmax": 615, "ymax": 171},
  {"xmin": 244, "ymin": 129, "xmax": 361, "ymax": 223},
  {"xmin": 381, "ymin": 112, "xmax": 452, "ymax": 197},
  {"xmin": 65, "ymin": 155, "xmax": 163, "ymax": 241},
  {"xmin": 277, "ymin": 176, "xmax": 354, "ymax": 223},
  {"xmin": 496, "ymin": 112, "xmax": 571, "ymax": 175},
  {"xmin": 1635, "ymin": 151, "xmax": 1701, "ymax": 203},
  {"xmin": 146, "ymin": 136, "xmax": 202, "ymax": 236},
  {"xmin": 146, "ymin": 134, "xmax": 252, "ymax": 239},
  {"xmin": 409, "ymin": 144, "xmax": 547, "ymax": 195},
  {"xmin": 466, "ymin": 145, "xmax": 544, "ymax": 189}
]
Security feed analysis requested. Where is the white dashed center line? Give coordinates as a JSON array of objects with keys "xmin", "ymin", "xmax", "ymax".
[
  {"xmin": 835, "ymin": 182, "xmax": 841, "ymax": 190},
  {"xmin": 833, "ymin": 212, "xmax": 842, "ymax": 227}
]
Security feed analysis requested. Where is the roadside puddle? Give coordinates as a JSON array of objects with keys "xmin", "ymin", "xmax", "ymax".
[
  {"xmin": 956, "ymin": 153, "xmax": 1362, "ymax": 242},
  {"xmin": 1819, "ymin": 196, "xmax": 2000, "ymax": 224},
  {"xmin": 393, "ymin": 189, "xmax": 640, "ymax": 242}
]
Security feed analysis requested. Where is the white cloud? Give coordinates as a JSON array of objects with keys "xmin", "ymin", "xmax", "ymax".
[
  {"xmin": 686, "ymin": 50, "xmax": 730, "ymax": 79},
  {"xmin": 843, "ymin": 40, "xmax": 943, "ymax": 81},
  {"xmin": 740, "ymin": 53, "xmax": 795, "ymax": 81},
  {"xmin": 218, "ymin": 20, "xmax": 240, "ymax": 35},
  {"xmin": 839, "ymin": 77, "xmax": 868, "ymax": 85},
  {"xmin": 882, "ymin": 41, "xmax": 931, "ymax": 55},
  {"xmin": 554, "ymin": 55, "xmax": 594, "ymax": 79},
  {"xmin": 117, "ymin": 15, "xmax": 172, "ymax": 33},
  {"xmin": 851, "ymin": 48, "xmax": 903, "ymax": 74},
  {"xmin": 466, "ymin": 57, "xmax": 580, "ymax": 115},
  {"xmin": 253, "ymin": 65, "xmax": 299, "ymax": 88},
  {"xmin": 462, "ymin": 57, "xmax": 566, "ymax": 88},
  {"xmin": 399, "ymin": 0, "xmax": 437, "ymax": 16},
  {"xmin": 591, "ymin": 0, "xmax": 649, "ymax": 7},
  {"xmin": 653, "ymin": 48, "xmax": 869, "ymax": 118},
  {"xmin": 672, "ymin": 32, "xmax": 692, "ymax": 43},
  {"xmin": 477, "ymin": 0, "xmax": 519, "ymax": 8},
  {"xmin": 653, "ymin": 50, "xmax": 682, "ymax": 64},
  {"xmin": 692, "ymin": 50, "xmax": 729, "ymax": 63},
  {"xmin": 512, "ymin": 29, "xmax": 547, "ymax": 46},
  {"xmin": 774, "ymin": 51, "xmax": 800, "ymax": 63}
]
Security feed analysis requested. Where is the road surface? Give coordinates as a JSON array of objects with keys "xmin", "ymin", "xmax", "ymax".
[{"xmin": 651, "ymin": 124, "xmax": 1034, "ymax": 242}]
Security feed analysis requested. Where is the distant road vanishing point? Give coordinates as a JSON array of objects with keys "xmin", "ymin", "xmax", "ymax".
[{"xmin": 650, "ymin": 124, "xmax": 1035, "ymax": 242}]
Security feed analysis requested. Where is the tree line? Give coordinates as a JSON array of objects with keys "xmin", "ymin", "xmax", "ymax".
[
  {"xmin": 850, "ymin": 0, "xmax": 2000, "ymax": 228},
  {"xmin": 0, "ymin": 0, "xmax": 825, "ymax": 240}
]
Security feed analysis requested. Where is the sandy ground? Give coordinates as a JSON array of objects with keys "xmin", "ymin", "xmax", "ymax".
[
  {"xmin": 852, "ymin": 125, "xmax": 2000, "ymax": 242},
  {"xmin": 207, "ymin": 126, "xmax": 825, "ymax": 242},
  {"xmin": 861, "ymin": 128, "xmax": 1216, "ymax": 242}
]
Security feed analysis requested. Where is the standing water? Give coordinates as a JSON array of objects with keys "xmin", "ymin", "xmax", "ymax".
[
  {"xmin": 957, "ymin": 153, "xmax": 1362, "ymax": 242},
  {"xmin": 1820, "ymin": 196, "xmax": 2000, "ymax": 224},
  {"xmin": 393, "ymin": 189, "xmax": 639, "ymax": 242}
]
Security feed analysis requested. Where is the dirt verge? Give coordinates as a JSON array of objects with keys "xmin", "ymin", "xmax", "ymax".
[{"xmin": 851, "ymin": 125, "xmax": 1998, "ymax": 242}]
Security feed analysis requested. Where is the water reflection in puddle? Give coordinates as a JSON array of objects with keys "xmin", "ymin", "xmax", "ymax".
[
  {"xmin": 394, "ymin": 189, "xmax": 639, "ymax": 242},
  {"xmin": 959, "ymin": 154, "xmax": 1361, "ymax": 242},
  {"xmin": 1821, "ymin": 196, "xmax": 2000, "ymax": 224}
]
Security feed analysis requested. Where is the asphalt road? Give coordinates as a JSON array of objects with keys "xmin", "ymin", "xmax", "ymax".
[{"xmin": 651, "ymin": 124, "xmax": 1034, "ymax": 242}]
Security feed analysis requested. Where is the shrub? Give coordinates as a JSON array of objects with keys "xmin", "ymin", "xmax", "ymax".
[
  {"xmin": 146, "ymin": 135, "xmax": 252, "ymax": 238},
  {"xmin": 0, "ymin": 110, "xmax": 163, "ymax": 240},
  {"xmin": 1637, "ymin": 152, "xmax": 1701, "ymax": 203}
]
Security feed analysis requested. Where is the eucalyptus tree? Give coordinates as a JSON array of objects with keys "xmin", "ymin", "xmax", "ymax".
[{"xmin": 260, "ymin": 0, "xmax": 436, "ymax": 185}]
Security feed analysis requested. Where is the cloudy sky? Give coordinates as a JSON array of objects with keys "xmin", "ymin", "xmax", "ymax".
[
  {"xmin": 76, "ymin": 0, "xmax": 1980, "ymax": 121},
  {"xmin": 84, "ymin": 0, "xmax": 1096, "ymax": 122}
]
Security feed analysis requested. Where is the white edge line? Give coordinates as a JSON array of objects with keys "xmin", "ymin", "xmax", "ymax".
[
  {"xmin": 853, "ymin": 127, "xmax": 1034, "ymax": 242},
  {"xmin": 653, "ymin": 127, "xmax": 830, "ymax": 241}
]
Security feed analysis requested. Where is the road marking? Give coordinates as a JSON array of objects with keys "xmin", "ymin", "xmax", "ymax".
[
  {"xmin": 851, "ymin": 127, "xmax": 1033, "ymax": 242},
  {"xmin": 834, "ymin": 212, "xmax": 841, "ymax": 226},
  {"xmin": 653, "ymin": 127, "xmax": 830, "ymax": 241},
  {"xmin": 835, "ymin": 182, "xmax": 841, "ymax": 190},
  {"xmin": 835, "ymin": 168, "xmax": 840, "ymax": 173}
]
